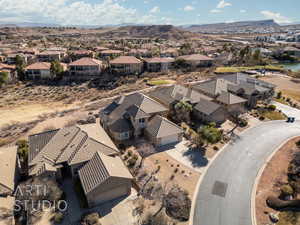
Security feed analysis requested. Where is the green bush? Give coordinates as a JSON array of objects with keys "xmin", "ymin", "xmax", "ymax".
[{"xmin": 268, "ymin": 105, "xmax": 277, "ymax": 111}]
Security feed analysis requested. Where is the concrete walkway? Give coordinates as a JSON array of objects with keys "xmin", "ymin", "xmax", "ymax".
[
  {"xmin": 165, "ymin": 139, "xmax": 208, "ymax": 173},
  {"xmin": 272, "ymin": 101, "xmax": 300, "ymax": 119}
]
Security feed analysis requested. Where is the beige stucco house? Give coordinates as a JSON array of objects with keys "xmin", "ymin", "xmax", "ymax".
[
  {"xmin": 68, "ymin": 57, "xmax": 104, "ymax": 81},
  {"xmin": 178, "ymin": 54, "xmax": 213, "ymax": 67},
  {"xmin": 110, "ymin": 56, "xmax": 143, "ymax": 75}
]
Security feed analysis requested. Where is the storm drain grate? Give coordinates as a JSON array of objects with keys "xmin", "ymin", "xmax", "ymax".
[{"xmin": 212, "ymin": 181, "xmax": 228, "ymax": 197}]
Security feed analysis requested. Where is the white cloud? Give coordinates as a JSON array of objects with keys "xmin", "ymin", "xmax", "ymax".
[
  {"xmin": 217, "ymin": 0, "xmax": 232, "ymax": 9},
  {"xmin": 183, "ymin": 5, "xmax": 195, "ymax": 12},
  {"xmin": 210, "ymin": 9, "xmax": 222, "ymax": 13},
  {"xmin": 0, "ymin": 0, "xmax": 163, "ymax": 25},
  {"xmin": 240, "ymin": 9, "xmax": 246, "ymax": 13},
  {"xmin": 150, "ymin": 6, "xmax": 160, "ymax": 14},
  {"xmin": 261, "ymin": 10, "xmax": 292, "ymax": 24}
]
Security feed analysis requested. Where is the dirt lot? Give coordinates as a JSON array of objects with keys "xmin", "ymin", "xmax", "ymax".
[
  {"xmin": 144, "ymin": 152, "xmax": 200, "ymax": 196},
  {"xmin": 261, "ymin": 76, "xmax": 300, "ymax": 102},
  {"xmin": 256, "ymin": 137, "xmax": 300, "ymax": 225}
]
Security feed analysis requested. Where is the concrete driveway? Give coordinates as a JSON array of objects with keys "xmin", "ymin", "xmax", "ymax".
[
  {"xmin": 272, "ymin": 101, "xmax": 300, "ymax": 119},
  {"xmin": 165, "ymin": 139, "xmax": 208, "ymax": 173},
  {"xmin": 193, "ymin": 120, "xmax": 300, "ymax": 225}
]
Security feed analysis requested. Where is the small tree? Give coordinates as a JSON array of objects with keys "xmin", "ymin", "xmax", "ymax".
[
  {"xmin": 277, "ymin": 91, "xmax": 282, "ymax": 99},
  {"xmin": 0, "ymin": 71, "xmax": 8, "ymax": 87},
  {"xmin": 50, "ymin": 61, "xmax": 64, "ymax": 80},
  {"xmin": 174, "ymin": 101, "xmax": 193, "ymax": 124},
  {"xmin": 15, "ymin": 55, "xmax": 25, "ymax": 81},
  {"xmin": 198, "ymin": 124, "xmax": 222, "ymax": 146}
]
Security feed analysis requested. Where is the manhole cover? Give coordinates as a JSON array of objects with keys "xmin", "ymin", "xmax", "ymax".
[{"xmin": 212, "ymin": 181, "xmax": 228, "ymax": 197}]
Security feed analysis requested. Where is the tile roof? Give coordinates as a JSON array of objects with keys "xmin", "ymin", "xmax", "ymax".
[
  {"xmin": 178, "ymin": 54, "xmax": 213, "ymax": 61},
  {"xmin": 69, "ymin": 57, "xmax": 103, "ymax": 66},
  {"xmin": 79, "ymin": 151, "xmax": 132, "ymax": 194},
  {"xmin": 193, "ymin": 79, "xmax": 232, "ymax": 97},
  {"xmin": 144, "ymin": 57, "xmax": 175, "ymax": 63},
  {"xmin": 28, "ymin": 123, "xmax": 119, "ymax": 175},
  {"xmin": 110, "ymin": 56, "xmax": 142, "ymax": 64},
  {"xmin": 216, "ymin": 91, "xmax": 247, "ymax": 105},
  {"xmin": 25, "ymin": 62, "xmax": 51, "ymax": 70},
  {"xmin": 194, "ymin": 99, "xmax": 223, "ymax": 116},
  {"xmin": 146, "ymin": 115, "xmax": 183, "ymax": 138}
]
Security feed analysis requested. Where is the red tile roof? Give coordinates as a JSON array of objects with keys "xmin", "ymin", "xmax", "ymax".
[
  {"xmin": 25, "ymin": 62, "xmax": 51, "ymax": 70},
  {"xmin": 144, "ymin": 57, "xmax": 174, "ymax": 63},
  {"xmin": 178, "ymin": 54, "xmax": 213, "ymax": 61},
  {"xmin": 110, "ymin": 56, "xmax": 142, "ymax": 64},
  {"xmin": 69, "ymin": 57, "xmax": 103, "ymax": 66}
]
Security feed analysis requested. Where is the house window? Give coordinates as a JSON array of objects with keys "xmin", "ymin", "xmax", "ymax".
[{"xmin": 139, "ymin": 118, "xmax": 145, "ymax": 123}]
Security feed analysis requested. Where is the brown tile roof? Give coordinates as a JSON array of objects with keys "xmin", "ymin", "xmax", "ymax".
[
  {"xmin": 25, "ymin": 62, "xmax": 51, "ymax": 70},
  {"xmin": 0, "ymin": 63, "xmax": 15, "ymax": 70},
  {"xmin": 79, "ymin": 151, "xmax": 132, "ymax": 194},
  {"xmin": 146, "ymin": 115, "xmax": 183, "ymax": 138},
  {"xmin": 178, "ymin": 54, "xmax": 213, "ymax": 61},
  {"xmin": 216, "ymin": 91, "xmax": 247, "ymax": 105},
  {"xmin": 110, "ymin": 56, "xmax": 142, "ymax": 64},
  {"xmin": 194, "ymin": 99, "xmax": 223, "ymax": 116},
  {"xmin": 29, "ymin": 123, "xmax": 119, "ymax": 175},
  {"xmin": 69, "ymin": 57, "xmax": 103, "ymax": 66},
  {"xmin": 101, "ymin": 50, "xmax": 123, "ymax": 54},
  {"xmin": 144, "ymin": 57, "xmax": 175, "ymax": 63}
]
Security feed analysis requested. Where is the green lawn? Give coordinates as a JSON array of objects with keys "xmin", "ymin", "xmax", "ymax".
[
  {"xmin": 215, "ymin": 65, "xmax": 285, "ymax": 74},
  {"xmin": 147, "ymin": 79, "xmax": 175, "ymax": 86},
  {"xmin": 261, "ymin": 111, "xmax": 286, "ymax": 120}
]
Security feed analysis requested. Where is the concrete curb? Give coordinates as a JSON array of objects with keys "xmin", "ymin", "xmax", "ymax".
[{"xmin": 250, "ymin": 135, "xmax": 300, "ymax": 225}]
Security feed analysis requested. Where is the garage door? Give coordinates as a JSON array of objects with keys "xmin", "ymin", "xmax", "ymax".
[{"xmin": 160, "ymin": 135, "xmax": 178, "ymax": 146}]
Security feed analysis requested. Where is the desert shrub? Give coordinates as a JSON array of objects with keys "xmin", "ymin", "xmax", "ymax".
[
  {"xmin": 127, "ymin": 158, "xmax": 137, "ymax": 168},
  {"xmin": 280, "ymin": 184, "xmax": 294, "ymax": 197},
  {"xmin": 53, "ymin": 212, "xmax": 64, "ymax": 224},
  {"xmin": 259, "ymin": 116, "xmax": 265, "ymax": 121},
  {"xmin": 127, "ymin": 150, "xmax": 133, "ymax": 157},
  {"xmin": 213, "ymin": 146, "xmax": 219, "ymax": 151},
  {"xmin": 268, "ymin": 105, "xmax": 277, "ymax": 111},
  {"xmin": 164, "ymin": 186, "xmax": 191, "ymax": 221},
  {"xmin": 132, "ymin": 154, "xmax": 139, "ymax": 160},
  {"xmin": 81, "ymin": 212, "xmax": 101, "ymax": 225}
]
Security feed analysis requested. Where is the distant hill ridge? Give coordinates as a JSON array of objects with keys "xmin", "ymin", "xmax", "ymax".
[{"xmin": 184, "ymin": 19, "xmax": 280, "ymax": 33}]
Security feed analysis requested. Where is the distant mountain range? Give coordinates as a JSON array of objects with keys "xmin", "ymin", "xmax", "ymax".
[
  {"xmin": 182, "ymin": 20, "xmax": 281, "ymax": 33},
  {"xmin": 0, "ymin": 19, "xmax": 299, "ymax": 31}
]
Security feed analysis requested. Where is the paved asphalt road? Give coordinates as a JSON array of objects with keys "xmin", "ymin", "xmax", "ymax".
[{"xmin": 193, "ymin": 120, "xmax": 300, "ymax": 225}]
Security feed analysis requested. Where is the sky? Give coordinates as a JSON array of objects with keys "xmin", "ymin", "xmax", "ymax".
[{"xmin": 0, "ymin": 0, "xmax": 299, "ymax": 26}]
